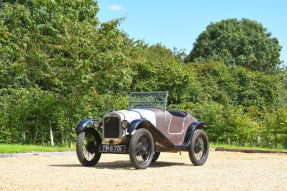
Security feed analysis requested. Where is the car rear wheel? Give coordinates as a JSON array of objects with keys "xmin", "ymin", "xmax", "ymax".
[
  {"xmin": 129, "ymin": 128, "xmax": 154, "ymax": 169},
  {"xmin": 76, "ymin": 128, "xmax": 102, "ymax": 166},
  {"xmin": 188, "ymin": 129, "xmax": 209, "ymax": 166}
]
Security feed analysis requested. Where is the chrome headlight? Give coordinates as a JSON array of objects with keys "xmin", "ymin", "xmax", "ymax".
[
  {"xmin": 121, "ymin": 120, "xmax": 129, "ymax": 129},
  {"xmin": 93, "ymin": 120, "xmax": 102, "ymax": 128}
]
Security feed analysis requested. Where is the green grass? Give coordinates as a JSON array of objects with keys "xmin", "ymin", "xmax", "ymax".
[
  {"xmin": 0, "ymin": 143, "xmax": 76, "ymax": 154},
  {"xmin": 1, "ymin": 142, "xmax": 286, "ymax": 154},
  {"xmin": 210, "ymin": 142, "xmax": 287, "ymax": 151}
]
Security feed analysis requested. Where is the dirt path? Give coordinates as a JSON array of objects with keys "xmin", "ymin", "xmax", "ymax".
[{"xmin": 0, "ymin": 151, "xmax": 286, "ymax": 190}]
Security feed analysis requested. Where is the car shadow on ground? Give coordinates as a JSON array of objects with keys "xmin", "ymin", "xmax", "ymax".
[{"xmin": 49, "ymin": 160, "xmax": 191, "ymax": 170}]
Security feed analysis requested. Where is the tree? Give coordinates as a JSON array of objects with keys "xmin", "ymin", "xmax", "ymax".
[
  {"xmin": 185, "ymin": 18, "xmax": 283, "ymax": 73},
  {"xmin": 0, "ymin": 0, "xmax": 136, "ymax": 143},
  {"xmin": 133, "ymin": 43, "xmax": 186, "ymax": 64},
  {"xmin": 189, "ymin": 62, "xmax": 281, "ymax": 108},
  {"xmin": 131, "ymin": 60, "xmax": 200, "ymax": 105}
]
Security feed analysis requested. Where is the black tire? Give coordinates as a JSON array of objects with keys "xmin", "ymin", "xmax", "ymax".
[
  {"xmin": 76, "ymin": 128, "xmax": 102, "ymax": 166},
  {"xmin": 152, "ymin": 152, "xmax": 160, "ymax": 163},
  {"xmin": 188, "ymin": 129, "xmax": 209, "ymax": 166},
  {"xmin": 129, "ymin": 128, "xmax": 154, "ymax": 169}
]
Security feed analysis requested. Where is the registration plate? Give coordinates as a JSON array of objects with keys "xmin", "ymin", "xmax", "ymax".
[{"xmin": 99, "ymin": 145, "xmax": 126, "ymax": 153}]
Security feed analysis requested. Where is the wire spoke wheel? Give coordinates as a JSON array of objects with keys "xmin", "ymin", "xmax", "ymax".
[
  {"xmin": 194, "ymin": 136, "xmax": 204, "ymax": 160},
  {"xmin": 76, "ymin": 128, "xmax": 102, "ymax": 166},
  {"xmin": 83, "ymin": 133, "xmax": 96, "ymax": 161},
  {"xmin": 135, "ymin": 135, "xmax": 151, "ymax": 165},
  {"xmin": 129, "ymin": 129, "xmax": 154, "ymax": 169},
  {"xmin": 188, "ymin": 129, "xmax": 209, "ymax": 166}
]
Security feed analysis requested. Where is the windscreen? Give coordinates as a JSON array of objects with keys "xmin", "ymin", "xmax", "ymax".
[{"xmin": 128, "ymin": 92, "xmax": 168, "ymax": 110}]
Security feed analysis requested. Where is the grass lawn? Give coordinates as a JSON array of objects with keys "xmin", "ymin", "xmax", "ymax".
[
  {"xmin": 0, "ymin": 143, "xmax": 76, "ymax": 154},
  {"xmin": 210, "ymin": 142, "xmax": 287, "ymax": 151},
  {"xmin": 1, "ymin": 142, "xmax": 286, "ymax": 154}
]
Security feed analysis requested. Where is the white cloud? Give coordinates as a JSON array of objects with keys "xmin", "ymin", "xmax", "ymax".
[{"xmin": 108, "ymin": 4, "xmax": 124, "ymax": 11}]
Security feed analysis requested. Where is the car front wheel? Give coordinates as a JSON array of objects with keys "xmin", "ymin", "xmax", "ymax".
[
  {"xmin": 76, "ymin": 128, "xmax": 102, "ymax": 166},
  {"xmin": 152, "ymin": 152, "xmax": 160, "ymax": 163},
  {"xmin": 129, "ymin": 128, "xmax": 154, "ymax": 169},
  {"xmin": 188, "ymin": 129, "xmax": 209, "ymax": 166}
]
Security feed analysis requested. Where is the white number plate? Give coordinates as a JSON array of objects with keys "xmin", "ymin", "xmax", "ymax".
[{"xmin": 99, "ymin": 145, "xmax": 126, "ymax": 153}]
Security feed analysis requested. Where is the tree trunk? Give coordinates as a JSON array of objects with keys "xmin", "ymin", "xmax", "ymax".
[
  {"xmin": 239, "ymin": 139, "xmax": 243, "ymax": 147},
  {"xmin": 274, "ymin": 133, "xmax": 277, "ymax": 148},
  {"xmin": 33, "ymin": 131, "xmax": 37, "ymax": 145},
  {"xmin": 42, "ymin": 127, "xmax": 44, "ymax": 146},
  {"xmin": 22, "ymin": 125, "xmax": 26, "ymax": 144},
  {"xmin": 68, "ymin": 119, "xmax": 74, "ymax": 148},
  {"xmin": 50, "ymin": 120, "xmax": 54, "ymax": 146},
  {"xmin": 227, "ymin": 137, "xmax": 230, "ymax": 145},
  {"xmin": 69, "ymin": 122, "xmax": 73, "ymax": 145},
  {"xmin": 23, "ymin": 132, "xmax": 26, "ymax": 144},
  {"xmin": 268, "ymin": 141, "xmax": 272, "ymax": 149},
  {"xmin": 61, "ymin": 127, "xmax": 64, "ymax": 145}
]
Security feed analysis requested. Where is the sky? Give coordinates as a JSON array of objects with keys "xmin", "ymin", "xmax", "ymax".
[{"xmin": 97, "ymin": 0, "xmax": 287, "ymax": 65}]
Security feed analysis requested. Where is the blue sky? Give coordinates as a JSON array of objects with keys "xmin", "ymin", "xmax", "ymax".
[{"xmin": 97, "ymin": 0, "xmax": 287, "ymax": 65}]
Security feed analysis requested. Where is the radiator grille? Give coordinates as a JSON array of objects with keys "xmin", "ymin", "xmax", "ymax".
[{"xmin": 104, "ymin": 117, "xmax": 119, "ymax": 138}]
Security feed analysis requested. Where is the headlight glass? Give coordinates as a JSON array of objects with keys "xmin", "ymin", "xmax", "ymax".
[
  {"xmin": 93, "ymin": 120, "xmax": 102, "ymax": 128},
  {"xmin": 121, "ymin": 120, "xmax": 129, "ymax": 129}
]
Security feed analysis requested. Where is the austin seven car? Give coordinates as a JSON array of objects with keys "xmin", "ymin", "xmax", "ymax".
[{"xmin": 75, "ymin": 91, "xmax": 209, "ymax": 169}]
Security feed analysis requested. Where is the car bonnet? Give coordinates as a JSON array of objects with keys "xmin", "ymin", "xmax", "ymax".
[{"xmin": 116, "ymin": 109, "xmax": 156, "ymax": 127}]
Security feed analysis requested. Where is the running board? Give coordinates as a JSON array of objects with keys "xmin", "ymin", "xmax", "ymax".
[{"xmin": 155, "ymin": 145, "xmax": 188, "ymax": 152}]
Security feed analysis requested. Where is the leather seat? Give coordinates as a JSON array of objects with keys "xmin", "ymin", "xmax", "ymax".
[{"xmin": 168, "ymin": 110, "xmax": 187, "ymax": 118}]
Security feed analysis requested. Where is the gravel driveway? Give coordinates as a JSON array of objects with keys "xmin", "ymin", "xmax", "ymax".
[{"xmin": 0, "ymin": 151, "xmax": 286, "ymax": 190}]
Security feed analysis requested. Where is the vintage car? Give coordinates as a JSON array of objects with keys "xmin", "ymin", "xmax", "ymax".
[{"xmin": 75, "ymin": 91, "xmax": 209, "ymax": 169}]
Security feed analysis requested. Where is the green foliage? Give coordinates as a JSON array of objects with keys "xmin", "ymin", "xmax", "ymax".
[
  {"xmin": 91, "ymin": 94, "xmax": 129, "ymax": 120},
  {"xmin": 0, "ymin": 88, "xmax": 63, "ymax": 144},
  {"xmin": 186, "ymin": 18, "xmax": 283, "ymax": 73},
  {"xmin": 261, "ymin": 108, "xmax": 287, "ymax": 148},
  {"xmin": 131, "ymin": 60, "xmax": 200, "ymax": 104},
  {"xmin": 0, "ymin": 3, "xmax": 31, "ymax": 90},
  {"xmin": 135, "ymin": 43, "xmax": 185, "ymax": 64},
  {"xmin": 0, "ymin": 1, "xmax": 286, "ymax": 150},
  {"xmin": 0, "ymin": 0, "xmax": 136, "ymax": 142},
  {"xmin": 168, "ymin": 101, "xmax": 287, "ymax": 148},
  {"xmin": 278, "ymin": 65, "xmax": 287, "ymax": 108},
  {"xmin": 131, "ymin": 44, "xmax": 201, "ymax": 104},
  {"xmin": 189, "ymin": 62, "xmax": 281, "ymax": 108},
  {"xmin": 0, "ymin": 127, "xmax": 11, "ymax": 144}
]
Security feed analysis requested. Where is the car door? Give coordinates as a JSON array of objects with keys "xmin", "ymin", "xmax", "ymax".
[{"xmin": 167, "ymin": 115, "xmax": 185, "ymax": 134}]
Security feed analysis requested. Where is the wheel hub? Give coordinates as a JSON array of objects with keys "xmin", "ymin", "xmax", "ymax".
[
  {"xmin": 194, "ymin": 136, "xmax": 204, "ymax": 153},
  {"xmin": 195, "ymin": 142, "xmax": 203, "ymax": 153},
  {"xmin": 86, "ymin": 141, "xmax": 96, "ymax": 154}
]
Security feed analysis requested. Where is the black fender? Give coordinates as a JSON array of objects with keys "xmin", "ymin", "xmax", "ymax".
[
  {"xmin": 76, "ymin": 119, "xmax": 102, "ymax": 133},
  {"xmin": 179, "ymin": 121, "xmax": 210, "ymax": 147},
  {"xmin": 128, "ymin": 119, "xmax": 174, "ymax": 147}
]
